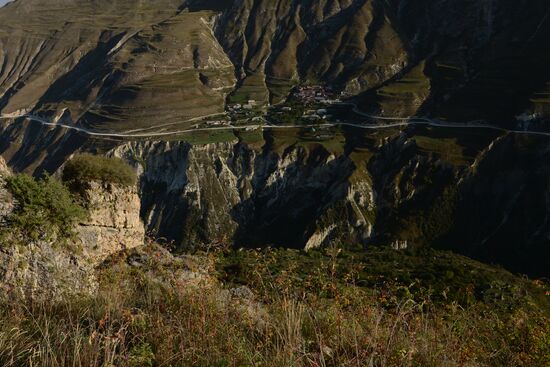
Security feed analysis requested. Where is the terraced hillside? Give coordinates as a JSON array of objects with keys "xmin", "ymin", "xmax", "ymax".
[
  {"xmin": 216, "ymin": 0, "xmax": 550, "ymax": 121},
  {"xmin": 1, "ymin": 0, "xmax": 550, "ymax": 128},
  {"xmin": 0, "ymin": 0, "xmax": 235, "ymax": 132}
]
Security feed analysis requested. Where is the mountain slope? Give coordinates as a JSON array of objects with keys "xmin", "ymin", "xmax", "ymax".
[
  {"xmin": 1, "ymin": 0, "xmax": 550, "ymax": 126},
  {"xmin": 216, "ymin": 0, "xmax": 550, "ymax": 121},
  {"xmin": 0, "ymin": 0, "xmax": 549, "ymax": 277},
  {"xmin": 0, "ymin": 0, "xmax": 235, "ymax": 132}
]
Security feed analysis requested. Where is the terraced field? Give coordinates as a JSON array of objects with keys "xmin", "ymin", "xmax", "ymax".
[{"xmin": 0, "ymin": 0, "xmax": 235, "ymax": 132}]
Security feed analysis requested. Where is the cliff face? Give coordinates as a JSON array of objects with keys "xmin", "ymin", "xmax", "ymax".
[
  {"xmin": 76, "ymin": 181, "xmax": 145, "ymax": 264},
  {"xmin": 111, "ymin": 128, "xmax": 549, "ymax": 276},
  {"xmin": 113, "ymin": 139, "xmax": 374, "ymax": 250},
  {"xmin": 0, "ymin": 164, "xmax": 145, "ymax": 299},
  {"xmin": 0, "ymin": 157, "xmax": 13, "ymax": 221}
]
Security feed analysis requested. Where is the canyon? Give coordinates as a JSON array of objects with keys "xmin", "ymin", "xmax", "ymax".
[{"xmin": 0, "ymin": 0, "xmax": 549, "ymax": 278}]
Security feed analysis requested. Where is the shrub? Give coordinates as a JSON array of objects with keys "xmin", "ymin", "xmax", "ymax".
[
  {"xmin": 5, "ymin": 174, "xmax": 86, "ymax": 241},
  {"xmin": 128, "ymin": 343, "xmax": 155, "ymax": 367},
  {"xmin": 62, "ymin": 154, "xmax": 137, "ymax": 187}
]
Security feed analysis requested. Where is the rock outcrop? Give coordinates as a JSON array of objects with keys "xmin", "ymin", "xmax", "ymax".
[
  {"xmin": 76, "ymin": 181, "xmax": 145, "ymax": 264},
  {"xmin": 0, "ymin": 157, "xmax": 13, "ymax": 222},
  {"xmin": 113, "ymin": 138, "xmax": 374, "ymax": 250},
  {"xmin": 112, "ymin": 128, "xmax": 550, "ymax": 277},
  {"xmin": 0, "ymin": 165, "xmax": 145, "ymax": 300}
]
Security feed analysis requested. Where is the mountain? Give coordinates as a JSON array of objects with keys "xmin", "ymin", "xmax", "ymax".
[
  {"xmin": 0, "ymin": 0, "xmax": 549, "ymax": 276},
  {"xmin": 0, "ymin": 0, "xmax": 234, "ymax": 131},
  {"xmin": 217, "ymin": 0, "xmax": 550, "ymax": 121},
  {"xmin": 1, "ymin": 0, "xmax": 549, "ymax": 126}
]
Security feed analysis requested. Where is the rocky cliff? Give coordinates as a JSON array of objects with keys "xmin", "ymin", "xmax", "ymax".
[
  {"xmin": 77, "ymin": 180, "xmax": 145, "ymax": 263},
  {"xmin": 113, "ymin": 138, "xmax": 374, "ymax": 250},
  {"xmin": 111, "ymin": 127, "xmax": 549, "ymax": 276},
  {"xmin": 0, "ymin": 160, "xmax": 145, "ymax": 299}
]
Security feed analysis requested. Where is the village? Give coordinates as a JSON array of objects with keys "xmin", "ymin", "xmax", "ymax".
[
  {"xmin": 266, "ymin": 85, "xmax": 346, "ymax": 125},
  {"xmin": 191, "ymin": 85, "xmax": 348, "ymax": 130}
]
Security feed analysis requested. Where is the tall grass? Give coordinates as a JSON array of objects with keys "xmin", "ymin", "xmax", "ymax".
[{"xmin": 0, "ymin": 261, "xmax": 547, "ymax": 367}]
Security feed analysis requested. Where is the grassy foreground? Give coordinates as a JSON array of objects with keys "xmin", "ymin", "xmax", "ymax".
[{"xmin": 0, "ymin": 245, "xmax": 548, "ymax": 367}]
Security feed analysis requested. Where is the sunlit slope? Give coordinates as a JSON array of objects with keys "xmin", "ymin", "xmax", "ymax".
[
  {"xmin": 219, "ymin": 0, "xmax": 408, "ymax": 105},
  {"xmin": 0, "ymin": 0, "xmax": 235, "ymax": 131},
  {"xmin": 1, "ymin": 0, "xmax": 549, "ymax": 130},
  {"xmin": 218, "ymin": 0, "xmax": 550, "ymax": 121}
]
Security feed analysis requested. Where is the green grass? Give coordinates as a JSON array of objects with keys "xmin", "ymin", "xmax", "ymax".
[
  {"xmin": 170, "ymin": 129, "xmax": 238, "ymax": 145},
  {"xmin": 414, "ymin": 136, "xmax": 468, "ymax": 166},
  {"xmin": 377, "ymin": 62, "xmax": 430, "ymax": 96},
  {"xmin": 216, "ymin": 246, "xmax": 550, "ymax": 311},
  {"xmin": 229, "ymin": 72, "xmax": 269, "ymax": 104},
  {"xmin": 235, "ymin": 128, "xmax": 265, "ymax": 148},
  {"xmin": 408, "ymin": 126, "xmax": 502, "ymax": 165},
  {"xmin": 295, "ymin": 129, "xmax": 346, "ymax": 155},
  {"xmin": 530, "ymin": 82, "xmax": 550, "ymax": 104},
  {"xmin": 374, "ymin": 61, "xmax": 431, "ymax": 117}
]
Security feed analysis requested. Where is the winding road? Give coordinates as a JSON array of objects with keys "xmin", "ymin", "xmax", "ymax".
[{"xmin": 2, "ymin": 110, "xmax": 550, "ymax": 139}]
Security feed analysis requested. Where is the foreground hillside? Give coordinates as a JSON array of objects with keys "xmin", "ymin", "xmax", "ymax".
[
  {"xmin": 0, "ymin": 149, "xmax": 548, "ymax": 367},
  {"xmin": 0, "ymin": 243, "xmax": 549, "ymax": 367}
]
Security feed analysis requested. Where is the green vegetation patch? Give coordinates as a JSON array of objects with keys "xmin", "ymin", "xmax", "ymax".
[
  {"xmin": 63, "ymin": 154, "xmax": 137, "ymax": 187},
  {"xmin": 217, "ymin": 247, "xmax": 550, "ymax": 312},
  {"xmin": 377, "ymin": 62, "xmax": 430, "ymax": 97},
  {"xmin": 414, "ymin": 135, "xmax": 468, "ymax": 166},
  {"xmin": 409, "ymin": 126, "xmax": 501, "ymax": 166},
  {"xmin": 0, "ymin": 244, "xmax": 548, "ymax": 366},
  {"xmin": 374, "ymin": 61, "xmax": 431, "ymax": 117},
  {"xmin": 229, "ymin": 72, "xmax": 269, "ymax": 104},
  {"xmin": 3, "ymin": 174, "xmax": 86, "ymax": 241},
  {"xmin": 173, "ymin": 129, "xmax": 238, "ymax": 145},
  {"xmin": 235, "ymin": 128, "xmax": 265, "ymax": 148}
]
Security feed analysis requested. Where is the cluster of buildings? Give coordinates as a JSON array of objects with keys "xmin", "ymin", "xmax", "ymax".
[
  {"xmin": 227, "ymin": 99, "xmax": 258, "ymax": 112},
  {"xmin": 204, "ymin": 120, "xmax": 231, "ymax": 127},
  {"xmin": 292, "ymin": 86, "xmax": 341, "ymax": 105},
  {"xmin": 303, "ymin": 108, "xmax": 330, "ymax": 121}
]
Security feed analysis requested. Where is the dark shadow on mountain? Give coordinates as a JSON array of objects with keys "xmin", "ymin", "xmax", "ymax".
[{"xmin": 230, "ymin": 140, "xmax": 355, "ymax": 249}]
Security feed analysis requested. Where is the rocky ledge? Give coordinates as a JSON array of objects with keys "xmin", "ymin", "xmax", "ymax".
[{"xmin": 0, "ymin": 159, "xmax": 145, "ymax": 300}]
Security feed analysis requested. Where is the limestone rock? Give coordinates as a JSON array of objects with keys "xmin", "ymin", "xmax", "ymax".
[
  {"xmin": 0, "ymin": 167, "xmax": 145, "ymax": 300},
  {"xmin": 0, "ymin": 156, "xmax": 13, "ymax": 222},
  {"xmin": 114, "ymin": 140, "xmax": 374, "ymax": 250},
  {"xmin": 76, "ymin": 181, "xmax": 145, "ymax": 265},
  {"xmin": 0, "ymin": 241, "xmax": 98, "ymax": 300}
]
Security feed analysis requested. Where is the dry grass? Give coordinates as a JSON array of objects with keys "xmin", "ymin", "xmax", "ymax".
[{"xmin": 0, "ymin": 250, "xmax": 548, "ymax": 367}]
